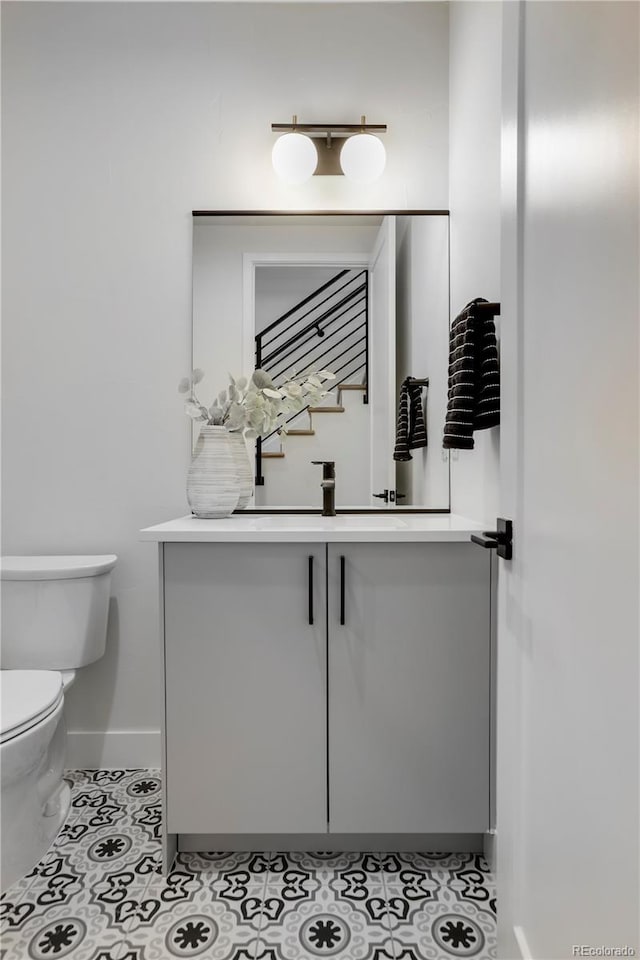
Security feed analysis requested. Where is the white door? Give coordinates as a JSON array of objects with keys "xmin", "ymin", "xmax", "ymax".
[
  {"xmin": 368, "ymin": 215, "xmax": 396, "ymax": 505},
  {"xmin": 496, "ymin": 3, "xmax": 639, "ymax": 957}
]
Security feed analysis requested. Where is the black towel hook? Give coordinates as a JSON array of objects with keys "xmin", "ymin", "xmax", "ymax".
[
  {"xmin": 408, "ymin": 377, "xmax": 429, "ymax": 387},
  {"xmin": 473, "ymin": 302, "xmax": 501, "ymax": 316}
]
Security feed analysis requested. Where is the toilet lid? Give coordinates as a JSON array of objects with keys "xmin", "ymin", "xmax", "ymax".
[
  {"xmin": 0, "ymin": 670, "xmax": 64, "ymax": 744},
  {"xmin": 1, "ymin": 555, "xmax": 117, "ymax": 580}
]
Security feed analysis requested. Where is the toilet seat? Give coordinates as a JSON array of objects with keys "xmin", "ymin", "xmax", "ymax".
[{"xmin": 0, "ymin": 671, "xmax": 64, "ymax": 744}]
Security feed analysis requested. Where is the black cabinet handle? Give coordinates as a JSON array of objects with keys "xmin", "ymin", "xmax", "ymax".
[
  {"xmin": 308, "ymin": 556, "xmax": 314, "ymax": 625},
  {"xmin": 340, "ymin": 555, "xmax": 346, "ymax": 625}
]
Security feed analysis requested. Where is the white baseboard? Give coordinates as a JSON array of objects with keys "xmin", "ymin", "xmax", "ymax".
[{"xmin": 66, "ymin": 730, "xmax": 161, "ymax": 769}]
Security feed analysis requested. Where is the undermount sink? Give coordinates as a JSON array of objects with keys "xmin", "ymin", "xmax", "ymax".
[{"xmin": 251, "ymin": 514, "xmax": 408, "ymax": 530}]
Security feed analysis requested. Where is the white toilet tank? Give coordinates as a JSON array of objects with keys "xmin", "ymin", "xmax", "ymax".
[{"xmin": 0, "ymin": 555, "xmax": 117, "ymax": 670}]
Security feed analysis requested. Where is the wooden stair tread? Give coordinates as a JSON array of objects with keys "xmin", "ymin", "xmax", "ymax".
[
  {"xmin": 262, "ymin": 451, "xmax": 285, "ymax": 459},
  {"xmin": 339, "ymin": 383, "xmax": 367, "ymax": 391},
  {"xmin": 286, "ymin": 429, "xmax": 315, "ymax": 436},
  {"xmin": 308, "ymin": 405, "xmax": 345, "ymax": 413}
]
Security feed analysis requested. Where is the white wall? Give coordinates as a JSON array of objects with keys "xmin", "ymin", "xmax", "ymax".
[
  {"xmin": 497, "ymin": 2, "xmax": 639, "ymax": 956},
  {"xmin": 1, "ymin": 2, "xmax": 449, "ymax": 766},
  {"xmin": 448, "ymin": 1, "xmax": 502, "ymax": 525}
]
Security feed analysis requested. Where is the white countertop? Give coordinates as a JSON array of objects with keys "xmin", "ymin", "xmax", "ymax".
[{"xmin": 140, "ymin": 513, "xmax": 483, "ymax": 543}]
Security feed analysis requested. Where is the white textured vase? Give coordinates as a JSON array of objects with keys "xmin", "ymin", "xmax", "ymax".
[
  {"xmin": 187, "ymin": 425, "xmax": 240, "ymax": 519},
  {"xmin": 228, "ymin": 430, "xmax": 254, "ymax": 510}
]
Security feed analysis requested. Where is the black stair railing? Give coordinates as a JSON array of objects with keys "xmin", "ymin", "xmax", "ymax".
[{"xmin": 255, "ymin": 268, "xmax": 369, "ymax": 485}]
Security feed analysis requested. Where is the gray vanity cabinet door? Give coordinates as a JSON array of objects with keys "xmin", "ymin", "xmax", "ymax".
[
  {"xmin": 163, "ymin": 542, "xmax": 327, "ymax": 835},
  {"xmin": 327, "ymin": 542, "xmax": 490, "ymax": 834}
]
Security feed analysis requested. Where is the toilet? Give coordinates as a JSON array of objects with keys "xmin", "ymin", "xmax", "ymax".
[{"xmin": 0, "ymin": 554, "xmax": 117, "ymax": 891}]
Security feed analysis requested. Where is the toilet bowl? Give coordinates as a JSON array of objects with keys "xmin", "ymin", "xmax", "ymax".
[
  {"xmin": 1, "ymin": 671, "xmax": 69, "ymax": 889},
  {"xmin": 0, "ymin": 554, "xmax": 116, "ymax": 891}
]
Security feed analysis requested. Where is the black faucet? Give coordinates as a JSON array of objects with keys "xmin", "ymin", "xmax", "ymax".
[{"xmin": 311, "ymin": 460, "xmax": 336, "ymax": 516}]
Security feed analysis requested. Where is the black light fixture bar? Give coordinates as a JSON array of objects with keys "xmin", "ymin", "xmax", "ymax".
[{"xmin": 272, "ymin": 122, "xmax": 387, "ymax": 135}]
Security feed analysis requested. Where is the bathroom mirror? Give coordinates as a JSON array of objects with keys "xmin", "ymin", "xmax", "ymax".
[{"xmin": 192, "ymin": 212, "xmax": 450, "ymax": 511}]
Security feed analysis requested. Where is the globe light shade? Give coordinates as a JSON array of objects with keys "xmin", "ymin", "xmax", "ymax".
[
  {"xmin": 340, "ymin": 134, "xmax": 386, "ymax": 184},
  {"xmin": 272, "ymin": 133, "xmax": 318, "ymax": 185}
]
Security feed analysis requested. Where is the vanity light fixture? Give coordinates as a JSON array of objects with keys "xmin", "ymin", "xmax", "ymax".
[{"xmin": 271, "ymin": 116, "xmax": 387, "ymax": 184}]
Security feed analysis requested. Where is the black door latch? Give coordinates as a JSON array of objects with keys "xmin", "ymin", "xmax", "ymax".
[
  {"xmin": 471, "ymin": 518, "xmax": 513, "ymax": 560},
  {"xmin": 372, "ymin": 490, "xmax": 406, "ymax": 504}
]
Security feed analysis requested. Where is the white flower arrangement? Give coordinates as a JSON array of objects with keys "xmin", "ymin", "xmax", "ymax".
[{"xmin": 178, "ymin": 367, "xmax": 336, "ymax": 439}]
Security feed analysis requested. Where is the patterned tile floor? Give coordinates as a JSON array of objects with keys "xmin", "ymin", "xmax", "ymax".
[{"xmin": 1, "ymin": 770, "xmax": 496, "ymax": 960}]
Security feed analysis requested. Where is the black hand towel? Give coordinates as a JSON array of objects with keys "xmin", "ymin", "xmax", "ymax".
[
  {"xmin": 394, "ymin": 378, "xmax": 428, "ymax": 461},
  {"xmin": 443, "ymin": 299, "xmax": 500, "ymax": 450}
]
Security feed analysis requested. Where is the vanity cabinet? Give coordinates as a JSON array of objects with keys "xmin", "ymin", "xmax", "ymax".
[
  {"xmin": 162, "ymin": 539, "xmax": 490, "ymax": 841},
  {"xmin": 163, "ymin": 542, "xmax": 327, "ymax": 835},
  {"xmin": 327, "ymin": 543, "xmax": 490, "ymax": 834}
]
